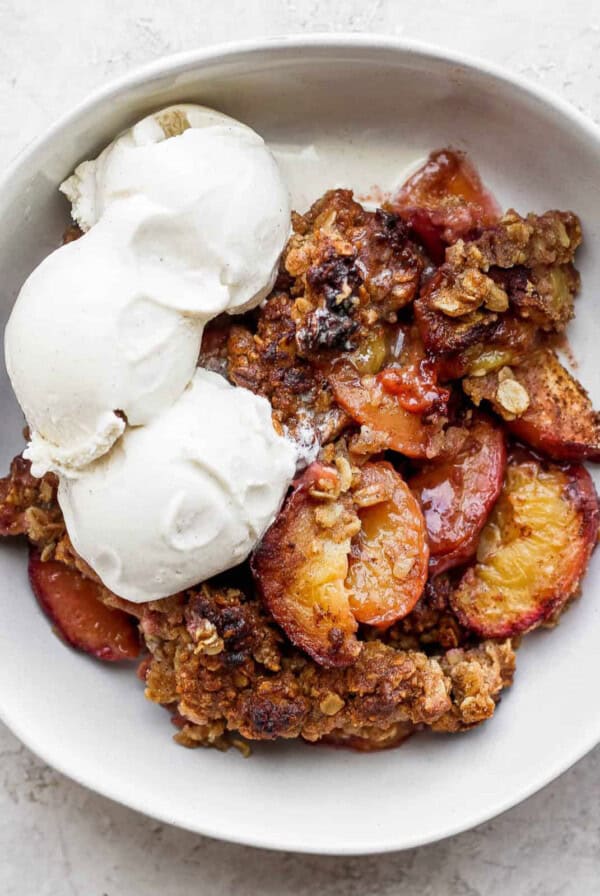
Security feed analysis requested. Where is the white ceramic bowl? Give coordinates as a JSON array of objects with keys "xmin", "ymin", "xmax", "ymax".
[{"xmin": 1, "ymin": 35, "xmax": 600, "ymax": 855}]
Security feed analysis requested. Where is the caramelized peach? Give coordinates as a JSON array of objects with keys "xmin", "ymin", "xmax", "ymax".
[
  {"xmin": 329, "ymin": 361, "xmax": 442, "ymax": 458},
  {"xmin": 347, "ymin": 462, "xmax": 429, "ymax": 626},
  {"xmin": 390, "ymin": 149, "xmax": 500, "ymax": 261},
  {"xmin": 410, "ymin": 416, "xmax": 506, "ymax": 575},
  {"xmin": 463, "ymin": 347, "xmax": 600, "ymax": 462},
  {"xmin": 377, "ymin": 361, "xmax": 450, "ymax": 415},
  {"xmin": 253, "ymin": 460, "xmax": 430, "ymax": 663},
  {"xmin": 29, "ymin": 550, "xmax": 141, "ymax": 661},
  {"xmin": 328, "ymin": 327, "xmax": 447, "ymax": 459},
  {"xmin": 251, "ymin": 464, "xmax": 362, "ymax": 668},
  {"xmin": 450, "ymin": 451, "xmax": 599, "ymax": 638}
]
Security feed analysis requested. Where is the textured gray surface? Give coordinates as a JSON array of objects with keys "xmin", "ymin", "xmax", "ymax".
[{"xmin": 1, "ymin": 1, "xmax": 600, "ymax": 892}]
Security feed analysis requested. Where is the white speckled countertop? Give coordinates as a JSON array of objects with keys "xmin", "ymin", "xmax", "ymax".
[{"xmin": 1, "ymin": 1, "xmax": 600, "ymax": 892}]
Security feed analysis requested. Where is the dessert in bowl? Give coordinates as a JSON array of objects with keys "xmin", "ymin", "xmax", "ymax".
[{"xmin": 2, "ymin": 38, "xmax": 600, "ymax": 854}]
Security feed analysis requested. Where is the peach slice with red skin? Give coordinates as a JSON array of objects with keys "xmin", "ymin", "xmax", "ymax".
[
  {"xmin": 463, "ymin": 347, "xmax": 600, "ymax": 462},
  {"xmin": 29, "ymin": 550, "xmax": 141, "ymax": 661},
  {"xmin": 506, "ymin": 349, "xmax": 600, "ymax": 462},
  {"xmin": 450, "ymin": 449, "xmax": 599, "ymax": 638},
  {"xmin": 252, "ymin": 461, "xmax": 429, "ymax": 665},
  {"xmin": 390, "ymin": 148, "xmax": 500, "ymax": 262},
  {"xmin": 328, "ymin": 326, "xmax": 448, "ymax": 459},
  {"xmin": 251, "ymin": 464, "xmax": 361, "ymax": 668},
  {"xmin": 409, "ymin": 415, "xmax": 506, "ymax": 576}
]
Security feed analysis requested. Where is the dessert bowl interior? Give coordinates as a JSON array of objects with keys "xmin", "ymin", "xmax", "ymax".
[{"xmin": 1, "ymin": 36, "xmax": 600, "ymax": 855}]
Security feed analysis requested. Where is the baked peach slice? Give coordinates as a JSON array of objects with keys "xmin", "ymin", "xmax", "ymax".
[
  {"xmin": 450, "ymin": 450, "xmax": 599, "ymax": 638},
  {"xmin": 347, "ymin": 462, "xmax": 429, "ymax": 627},
  {"xmin": 252, "ymin": 460, "xmax": 429, "ymax": 665},
  {"xmin": 409, "ymin": 415, "xmax": 506, "ymax": 576},
  {"xmin": 464, "ymin": 347, "xmax": 600, "ymax": 462},
  {"xmin": 389, "ymin": 148, "xmax": 500, "ymax": 262},
  {"xmin": 252, "ymin": 463, "xmax": 362, "ymax": 668},
  {"xmin": 29, "ymin": 550, "xmax": 141, "ymax": 661},
  {"xmin": 328, "ymin": 326, "xmax": 449, "ymax": 459}
]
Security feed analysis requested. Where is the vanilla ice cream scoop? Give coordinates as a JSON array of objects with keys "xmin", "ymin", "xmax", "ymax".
[
  {"xmin": 5, "ymin": 199, "xmax": 205, "ymax": 478},
  {"xmin": 58, "ymin": 369, "xmax": 297, "ymax": 603},
  {"xmin": 5, "ymin": 105, "xmax": 295, "ymax": 600},
  {"xmin": 61, "ymin": 104, "xmax": 290, "ymax": 314}
]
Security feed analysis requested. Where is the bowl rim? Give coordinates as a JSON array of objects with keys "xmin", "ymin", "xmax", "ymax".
[{"xmin": 2, "ymin": 32, "xmax": 600, "ymax": 855}]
